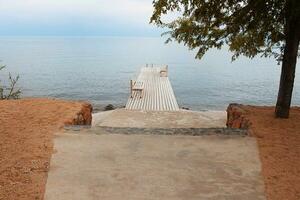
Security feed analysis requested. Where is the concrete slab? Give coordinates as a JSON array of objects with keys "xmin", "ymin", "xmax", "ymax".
[
  {"xmin": 93, "ymin": 109, "xmax": 227, "ymax": 128},
  {"xmin": 45, "ymin": 132, "xmax": 265, "ymax": 200},
  {"xmin": 92, "ymin": 110, "xmax": 115, "ymax": 126}
]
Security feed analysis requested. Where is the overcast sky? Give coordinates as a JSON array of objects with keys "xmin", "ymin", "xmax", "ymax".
[{"xmin": 0, "ymin": 0, "xmax": 162, "ymax": 36}]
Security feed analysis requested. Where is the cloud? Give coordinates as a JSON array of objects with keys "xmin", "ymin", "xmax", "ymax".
[
  {"xmin": 2, "ymin": 0, "xmax": 152, "ymax": 20},
  {"xmin": 0, "ymin": 0, "xmax": 160, "ymax": 36}
]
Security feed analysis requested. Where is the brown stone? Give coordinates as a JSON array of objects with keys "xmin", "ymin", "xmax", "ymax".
[
  {"xmin": 65, "ymin": 103, "xmax": 93, "ymax": 126},
  {"xmin": 226, "ymin": 103, "xmax": 252, "ymax": 129}
]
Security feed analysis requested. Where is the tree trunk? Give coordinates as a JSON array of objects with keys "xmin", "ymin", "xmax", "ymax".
[{"xmin": 275, "ymin": 16, "xmax": 300, "ymax": 118}]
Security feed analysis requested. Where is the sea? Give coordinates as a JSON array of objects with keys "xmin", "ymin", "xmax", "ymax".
[{"xmin": 0, "ymin": 36, "xmax": 299, "ymax": 111}]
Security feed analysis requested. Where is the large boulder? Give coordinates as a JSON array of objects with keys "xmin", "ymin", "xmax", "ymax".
[
  {"xmin": 65, "ymin": 103, "xmax": 93, "ymax": 125},
  {"xmin": 226, "ymin": 103, "xmax": 252, "ymax": 129}
]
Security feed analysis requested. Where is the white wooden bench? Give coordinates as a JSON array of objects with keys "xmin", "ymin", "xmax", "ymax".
[
  {"xmin": 130, "ymin": 80, "xmax": 144, "ymax": 98},
  {"xmin": 160, "ymin": 65, "xmax": 168, "ymax": 77}
]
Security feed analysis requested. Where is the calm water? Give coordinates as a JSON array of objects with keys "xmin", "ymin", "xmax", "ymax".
[{"xmin": 0, "ymin": 36, "xmax": 299, "ymax": 111}]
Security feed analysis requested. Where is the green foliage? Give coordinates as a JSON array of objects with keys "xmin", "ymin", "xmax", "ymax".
[
  {"xmin": 150, "ymin": 0, "xmax": 299, "ymax": 61},
  {"xmin": 0, "ymin": 65, "xmax": 21, "ymax": 100}
]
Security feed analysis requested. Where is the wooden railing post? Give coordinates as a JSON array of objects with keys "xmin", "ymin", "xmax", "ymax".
[{"xmin": 130, "ymin": 79, "xmax": 133, "ymax": 98}]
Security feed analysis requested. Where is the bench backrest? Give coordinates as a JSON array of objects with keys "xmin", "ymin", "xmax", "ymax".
[{"xmin": 133, "ymin": 81, "xmax": 144, "ymax": 90}]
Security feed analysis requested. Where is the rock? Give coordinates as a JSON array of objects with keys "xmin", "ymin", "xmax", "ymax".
[
  {"xmin": 104, "ymin": 104, "xmax": 115, "ymax": 111},
  {"xmin": 181, "ymin": 107, "xmax": 190, "ymax": 110},
  {"xmin": 226, "ymin": 103, "xmax": 252, "ymax": 129},
  {"xmin": 65, "ymin": 103, "xmax": 93, "ymax": 126}
]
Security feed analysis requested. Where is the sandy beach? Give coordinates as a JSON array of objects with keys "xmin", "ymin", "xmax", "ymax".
[
  {"xmin": 227, "ymin": 105, "xmax": 300, "ymax": 200},
  {"xmin": 0, "ymin": 98, "xmax": 92, "ymax": 200}
]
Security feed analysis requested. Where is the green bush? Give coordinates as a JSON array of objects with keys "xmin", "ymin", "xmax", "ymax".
[{"xmin": 0, "ymin": 65, "xmax": 21, "ymax": 100}]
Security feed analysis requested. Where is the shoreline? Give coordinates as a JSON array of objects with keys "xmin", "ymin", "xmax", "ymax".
[{"xmin": 0, "ymin": 98, "xmax": 299, "ymax": 199}]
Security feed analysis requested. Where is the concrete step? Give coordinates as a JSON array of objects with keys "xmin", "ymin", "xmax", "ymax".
[{"xmin": 64, "ymin": 125, "xmax": 248, "ymax": 136}]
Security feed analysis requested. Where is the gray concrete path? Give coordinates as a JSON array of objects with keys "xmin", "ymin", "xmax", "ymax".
[
  {"xmin": 45, "ymin": 131, "xmax": 265, "ymax": 200},
  {"xmin": 93, "ymin": 109, "xmax": 227, "ymax": 128}
]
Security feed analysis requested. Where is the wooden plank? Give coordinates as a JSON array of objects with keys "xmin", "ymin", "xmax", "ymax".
[{"xmin": 125, "ymin": 65, "xmax": 179, "ymax": 111}]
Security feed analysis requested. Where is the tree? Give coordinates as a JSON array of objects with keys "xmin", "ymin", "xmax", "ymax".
[
  {"xmin": 0, "ymin": 65, "xmax": 21, "ymax": 100},
  {"xmin": 150, "ymin": 0, "xmax": 300, "ymax": 118}
]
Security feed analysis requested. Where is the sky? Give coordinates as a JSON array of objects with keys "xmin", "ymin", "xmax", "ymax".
[{"xmin": 0, "ymin": 0, "xmax": 163, "ymax": 36}]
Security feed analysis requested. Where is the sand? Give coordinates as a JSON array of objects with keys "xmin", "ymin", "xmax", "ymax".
[
  {"xmin": 241, "ymin": 106, "xmax": 300, "ymax": 200},
  {"xmin": 0, "ymin": 98, "xmax": 88, "ymax": 200}
]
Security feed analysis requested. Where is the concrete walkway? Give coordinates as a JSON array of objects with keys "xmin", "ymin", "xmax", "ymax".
[
  {"xmin": 45, "ymin": 131, "xmax": 265, "ymax": 200},
  {"xmin": 93, "ymin": 109, "xmax": 227, "ymax": 128}
]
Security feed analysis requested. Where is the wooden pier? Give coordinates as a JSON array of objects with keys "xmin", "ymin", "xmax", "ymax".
[{"xmin": 125, "ymin": 65, "xmax": 179, "ymax": 111}]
